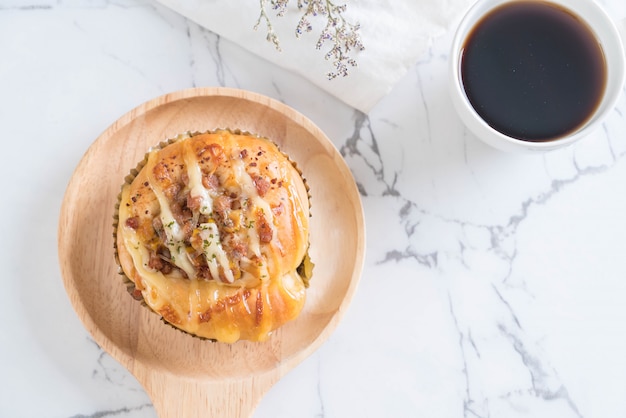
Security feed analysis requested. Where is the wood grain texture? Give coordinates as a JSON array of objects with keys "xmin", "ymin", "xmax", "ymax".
[{"xmin": 58, "ymin": 87, "xmax": 365, "ymax": 418}]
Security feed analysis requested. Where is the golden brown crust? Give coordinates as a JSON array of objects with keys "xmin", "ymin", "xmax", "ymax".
[{"xmin": 115, "ymin": 130, "xmax": 310, "ymax": 342}]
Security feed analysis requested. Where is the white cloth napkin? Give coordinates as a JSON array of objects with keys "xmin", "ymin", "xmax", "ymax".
[{"xmin": 155, "ymin": 0, "xmax": 474, "ymax": 113}]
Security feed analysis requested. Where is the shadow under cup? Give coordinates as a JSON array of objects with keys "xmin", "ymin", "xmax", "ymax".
[{"xmin": 449, "ymin": 0, "xmax": 626, "ymax": 153}]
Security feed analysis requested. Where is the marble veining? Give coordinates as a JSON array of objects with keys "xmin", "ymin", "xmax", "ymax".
[{"xmin": 2, "ymin": 0, "xmax": 626, "ymax": 417}]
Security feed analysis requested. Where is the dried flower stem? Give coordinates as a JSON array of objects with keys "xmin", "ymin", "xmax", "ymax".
[
  {"xmin": 254, "ymin": 0, "xmax": 364, "ymax": 79},
  {"xmin": 254, "ymin": 0, "xmax": 286, "ymax": 51}
]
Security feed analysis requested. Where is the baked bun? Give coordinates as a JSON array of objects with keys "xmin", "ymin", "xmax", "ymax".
[{"xmin": 115, "ymin": 130, "xmax": 311, "ymax": 343}]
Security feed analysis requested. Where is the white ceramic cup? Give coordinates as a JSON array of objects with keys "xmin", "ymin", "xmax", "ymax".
[{"xmin": 449, "ymin": 0, "xmax": 626, "ymax": 153}]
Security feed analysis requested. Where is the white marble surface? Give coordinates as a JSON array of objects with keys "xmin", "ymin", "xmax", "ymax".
[{"xmin": 2, "ymin": 1, "xmax": 626, "ymax": 417}]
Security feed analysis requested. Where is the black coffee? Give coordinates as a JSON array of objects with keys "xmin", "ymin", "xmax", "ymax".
[{"xmin": 461, "ymin": 1, "xmax": 607, "ymax": 142}]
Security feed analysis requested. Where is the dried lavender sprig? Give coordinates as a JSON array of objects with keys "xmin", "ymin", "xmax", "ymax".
[
  {"xmin": 254, "ymin": 0, "xmax": 288, "ymax": 51},
  {"xmin": 254, "ymin": 0, "xmax": 364, "ymax": 79},
  {"xmin": 313, "ymin": 1, "xmax": 364, "ymax": 79}
]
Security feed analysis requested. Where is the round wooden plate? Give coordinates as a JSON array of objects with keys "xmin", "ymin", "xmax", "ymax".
[{"xmin": 58, "ymin": 87, "xmax": 365, "ymax": 417}]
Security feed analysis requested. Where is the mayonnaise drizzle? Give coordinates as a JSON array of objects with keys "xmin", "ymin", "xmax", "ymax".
[
  {"xmin": 231, "ymin": 158, "xmax": 274, "ymax": 257},
  {"xmin": 119, "ymin": 185, "xmax": 186, "ymax": 311},
  {"xmin": 145, "ymin": 151, "xmax": 197, "ymax": 279},
  {"xmin": 229, "ymin": 157, "xmax": 277, "ymax": 281},
  {"xmin": 198, "ymin": 222, "xmax": 235, "ymax": 283},
  {"xmin": 183, "ymin": 140, "xmax": 214, "ymax": 216},
  {"xmin": 127, "ymin": 135, "xmax": 284, "ymax": 285}
]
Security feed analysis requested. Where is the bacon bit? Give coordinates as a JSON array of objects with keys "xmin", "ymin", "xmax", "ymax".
[
  {"xmin": 239, "ymin": 149, "xmax": 248, "ymax": 159},
  {"xmin": 198, "ymin": 265, "xmax": 212, "ymax": 281},
  {"xmin": 230, "ymin": 238, "xmax": 247, "ymax": 259},
  {"xmin": 152, "ymin": 217, "xmax": 164, "ymax": 238},
  {"xmin": 271, "ymin": 202, "xmax": 284, "ymax": 217},
  {"xmin": 181, "ymin": 170, "xmax": 189, "ymax": 186},
  {"xmin": 168, "ymin": 187, "xmax": 190, "ymax": 223},
  {"xmin": 257, "ymin": 212, "xmax": 273, "ymax": 243},
  {"xmin": 182, "ymin": 220, "xmax": 194, "ymax": 241},
  {"xmin": 125, "ymin": 216, "xmax": 140, "ymax": 229},
  {"xmin": 147, "ymin": 247, "xmax": 175, "ymax": 275},
  {"xmin": 255, "ymin": 291, "xmax": 263, "ymax": 325},
  {"xmin": 129, "ymin": 287, "xmax": 143, "ymax": 301},
  {"xmin": 253, "ymin": 176, "xmax": 271, "ymax": 197},
  {"xmin": 147, "ymin": 252, "xmax": 164, "ymax": 271},
  {"xmin": 158, "ymin": 245, "xmax": 171, "ymax": 258},
  {"xmin": 214, "ymin": 195, "xmax": 231, "ymax": 215},
  {"xmin": 187, "ymin": 195, "xmax": 203, "ymax": 212},
  {"xmin": 202, "ymin": 173, "xmax": 219, "ymax": 190},
  {"xmin": 155, "ymin": 247, "xmax": 174, "ymax": 274},
  {"xmin": 164, "ymin": 182, "xmax": 181, "ymax": 201},
  {"xmin": 161, "ymin": 263, "xmax": 173, "ymax": 274}
]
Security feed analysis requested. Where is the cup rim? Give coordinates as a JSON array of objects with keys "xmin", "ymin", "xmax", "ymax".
[{"xmin": 449, "ymin": 0, "xmax": 626, "ymax": 152}]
